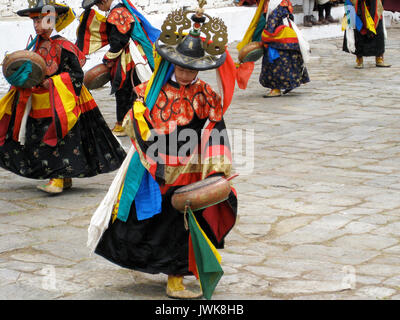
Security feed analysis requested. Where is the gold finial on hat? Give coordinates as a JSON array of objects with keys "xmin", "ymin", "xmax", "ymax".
[
  {"xmin": 28, "ymin": 0, "xmax": 56, "ymax": 8},
  {"xmin": 198, "ymin": 0, "xmax": 207, "ymax": 8},
  {"xmin": 196, "ymin": 0, "xmax": 207, "ymax": 16},
  {"xmin": 28, "ymin": 0, "xmax": 37, "ymax": 8},
  {"xmin": 45, "ymin": 0, "xmax": 56, "ymax": 6}
]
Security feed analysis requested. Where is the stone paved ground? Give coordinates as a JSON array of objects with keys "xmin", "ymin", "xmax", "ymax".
[{"xmin": 0, "ymin": 25, "xmax": 399, "ymax": 300}]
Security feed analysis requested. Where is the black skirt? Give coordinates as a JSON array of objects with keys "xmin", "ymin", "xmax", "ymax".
[
  {"xmin": 95, "ymin": 190, "xmax": 237, "ymax": 276},
  {"xmin": 0, "ymin": 107, "xmax": 126, "ymax": 179},
  {"xmin": 343, "ymin": 20, "xmax": 385, "ymax": 57},
  {"xmin": 259, "ymin": 49, "xmax": 310, "ymax": 91}
]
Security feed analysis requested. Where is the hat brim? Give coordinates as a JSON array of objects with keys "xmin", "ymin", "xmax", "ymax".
[
  {"xmin": 82, "ymin": 0, "xmax": 101, "ymax": 10},
  {"xmin": 17, "ymin": 5, "xmax": 69, "ymax": 17},
  {"xmin": 155, "ymin": 41, "xmax": 226, "ymax": 71}
]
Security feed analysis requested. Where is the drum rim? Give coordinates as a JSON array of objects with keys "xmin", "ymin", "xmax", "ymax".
[
  {"xmin": 189, "ymin": 197, "xmax": 230, "ymax": 212},
  {"xmin": 3, "ymin": 50, "xmax": 46, "ymax": 69},
  {"xmin": 239, "ymin": 41, "xmax": 264, "ymax": 63},
  {"xmin": 2, "ymin": 50, "xmax": 47, "ymax": 88},
  {"xmin": 84, "ymin": 64, "xmax": 111, "ymax": 90},
  {"xmin": 173, "ymin": 176, "xmax": 226, "ymax": 195}
]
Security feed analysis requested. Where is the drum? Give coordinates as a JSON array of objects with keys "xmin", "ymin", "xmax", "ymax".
[
  {"xmin": 84, "ymin": 63, "xmax": 111, "ymax": 90},
  {"xmin": 171, "ymin": 175, "xmax": 236, "ymax": 213},
  {"xmin": 238, "ymin": 41, "xmax": 264, "ymax": 63},
  {"xmin": 2, "ymin": 50, "xmax": 46, "ymax": 89}
]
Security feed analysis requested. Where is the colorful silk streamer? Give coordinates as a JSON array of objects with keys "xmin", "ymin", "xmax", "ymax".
[
  {"xmin": 5, "ymin": 61, "xmax": 32, "ymax": 87},
  {"xmin": 116, "ymin": 55, "xmax": 171, "ymax": 222},
  {"xmin": 188, "ymin": 207, "xmax": 223, "ymax": 300}
]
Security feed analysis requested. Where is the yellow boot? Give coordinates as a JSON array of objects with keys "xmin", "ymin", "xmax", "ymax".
[
  {"xmin": 166, "ymin": 275, "xmax": 203, "ymax": 300},
  {"xmin": 263, "ymin": 89, "xmax": 282, "ymax": 98},
  {"xmin": 112, "ymin": 122, "xmax": 127, "ymax": 137},
  {"xmin": 355, "ymin": 56, "xmax": 363, "ymax": 69},
  {"xmin": 376, "ymin": 56, "xmax": 391, "ymax": 68},
  {"xmin": 37, "ymin": 178, "xmax": 65, "ymax": 194},
  {"xmin": 37, "ymin": 178, "xmax": 72, "ymax": 194}
]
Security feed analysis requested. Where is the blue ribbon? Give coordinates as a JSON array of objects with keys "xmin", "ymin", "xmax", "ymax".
[
  {"xmin": 145, "ymin": 59, "xmax": 173, "ymax": 109},
  {"xmin": 344, "ymin": 0, "xmax": 363, "ymax": 31},
  {"xmin": 26, "ymin": 35, "xmax": 38, "ymax": 51},
  {"xmin": 134, "ymin": 170, "xmax": 162, "ymax": 221},
  {"xmin": 5, "ymin": 61, "xmax": 33, "ymax": 87},
  {"xmin": 268, "ymin": 47, "xmax": 280, "ymax": 63},
  {"xmin": 116, "ymin": 153, "xmax": 147, "ymax": 222}
]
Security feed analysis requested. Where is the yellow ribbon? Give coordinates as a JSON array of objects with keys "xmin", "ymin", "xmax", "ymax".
[
  {"xmin": 0, "ymin": 88, "xmax": 17, "ymax": 121},
  {"xmin": 133, "ymin": 52, "xmax": 163, "ymax": 141},
  {"xmin": 341, "ymin": 16, "xmax": 348, "ymax": 31},
  {"xmin": 55, "ymin": 4, "xmax": 76, "ymax": 32},
  {"xmin": 364, "ymin": 2, "xmax": 377, "ymax": 34},
  {"xmin": 236, "ymin": 0, "xmax": 266, "ymax": 53},
  {"xmin": 190, "ymin": 209, "xmax": 222, "ymax": 264}
]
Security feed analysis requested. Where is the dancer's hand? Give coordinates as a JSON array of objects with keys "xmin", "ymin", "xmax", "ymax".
[
  {"xmin": 41, "ymin": 79, "xmax": 50, "ymax": 89},
  {"xmin": 105, "ymin": 60, "xmax": 115, "ymax": 69}
]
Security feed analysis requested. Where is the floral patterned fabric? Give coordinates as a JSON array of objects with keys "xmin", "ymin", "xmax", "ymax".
[
  {"xmin": 259, "ymin": 49, "xmax": 310, "ymax": 90},
  {"xmin": 259, "ymin": 4, "xmax": 310, "ymax": 91},
  {"xmin": 37, "ymin": 37, "xmax": 87, "ymax": 78},
  {"xmin": 136, "ymin": 80, "xmax": 223, "ymax": 135},
  {"xmin": 107, "ymin": 6, "xmax": 136, "ymax": 35},
  {"xmin": 263, "ymin": 5, "xmax": 299, "ymax": 51}
]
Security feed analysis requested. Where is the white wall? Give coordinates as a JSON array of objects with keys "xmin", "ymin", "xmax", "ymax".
[{"xmin": 0, "ymin": 0, "xmax": 235, "ymax": 17}]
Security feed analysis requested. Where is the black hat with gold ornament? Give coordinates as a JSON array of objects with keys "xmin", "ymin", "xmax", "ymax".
[
  {"xmin": 17, "ymin": 0, "xmax": 70, "ymax": 17},
  {"xmin": 155, "ymin": 0, "xmax": 228, "ymax": 71}
]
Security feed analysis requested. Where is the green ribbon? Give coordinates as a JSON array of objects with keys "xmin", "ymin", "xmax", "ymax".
[{"xmin": 5, "ymin": 61, "xmax": 33, "ymax": 87}]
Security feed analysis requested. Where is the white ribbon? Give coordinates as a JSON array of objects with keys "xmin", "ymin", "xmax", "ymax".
[
  {"xmin": 87, "ymin": 146, "xmax": 135, "ymax": 252},
  {"xmin": 129, "ymin": 41, "xmax": 153, "ymax": 83},
  {"xmin": 18, "ymin": 95, "xmax": 32, "ymax": 146}
]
